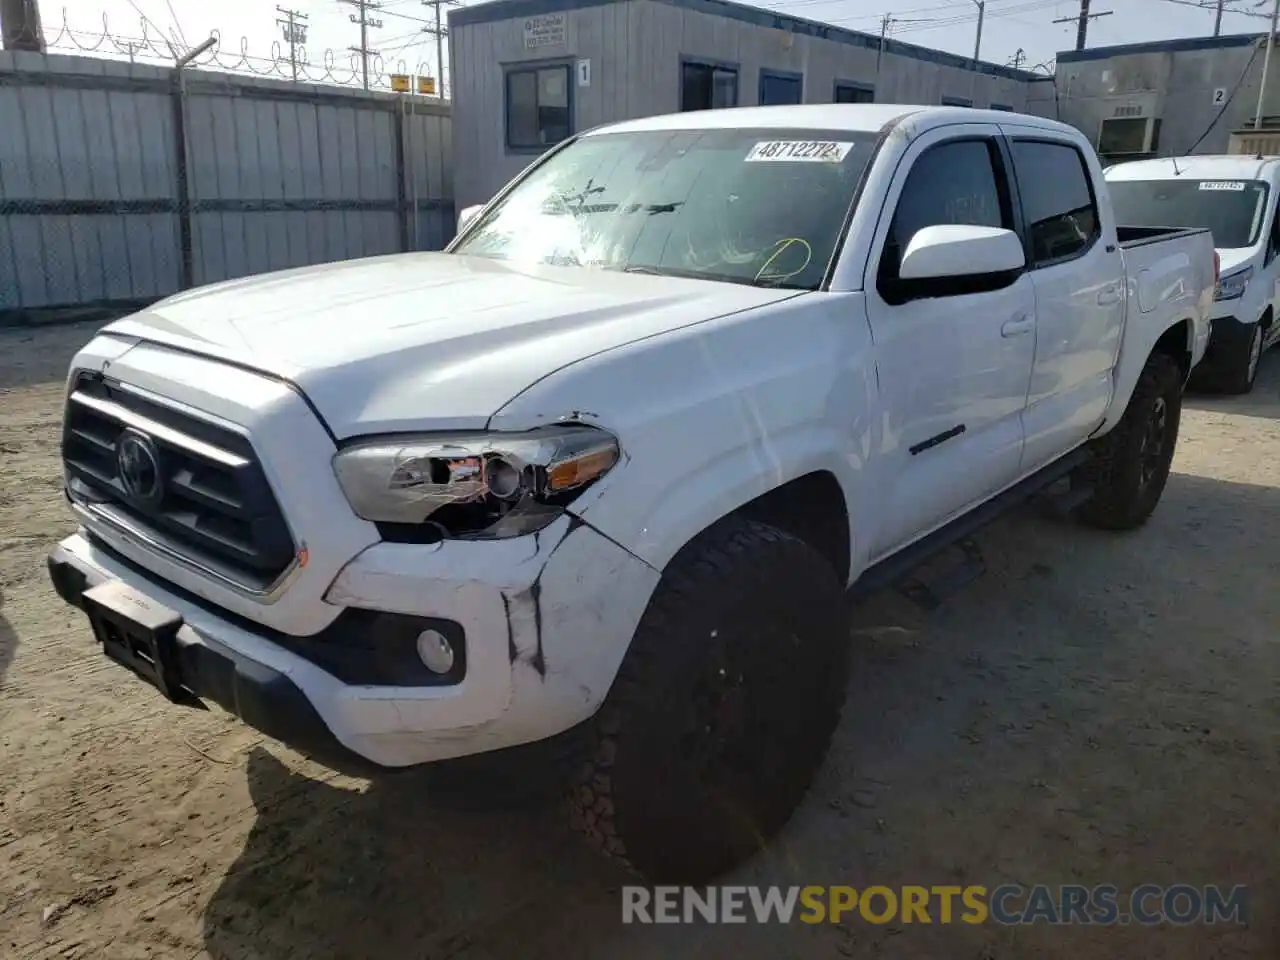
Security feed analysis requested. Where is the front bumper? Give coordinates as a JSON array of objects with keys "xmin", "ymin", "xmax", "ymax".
[
  {"xmin": 47, "ymin": 520, "xmax": 660, "ymax": 770},
  {"xmin": 48, "ymin": 545, "xmax": 380, "ymax": 776}
]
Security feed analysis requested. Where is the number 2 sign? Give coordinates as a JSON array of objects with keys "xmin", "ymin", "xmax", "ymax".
[{"xmin": 1213, "ymin": 87, "xmax": 1227, "ymax": 105}]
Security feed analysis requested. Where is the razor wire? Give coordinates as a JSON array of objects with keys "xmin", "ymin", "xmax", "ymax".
[{"xmin": 40, "ymin": 7, "xmax": 447, "ymax": 95}]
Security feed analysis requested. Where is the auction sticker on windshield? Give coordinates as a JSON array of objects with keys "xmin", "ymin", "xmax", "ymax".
[
  {"xmin": 1199, "ymin": 181, "xmax": 1247, "ymax": 191},
  {"xmin": 745, "ymin": 140, "xmax": 854, "ymax": 162}
]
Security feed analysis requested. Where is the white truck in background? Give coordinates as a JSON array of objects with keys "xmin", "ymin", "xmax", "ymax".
[
  {"xmin": 1107, "ymin": 154, "xmax": 1280, "ymax": 393},
  {"xmin": 48, "ymin": 105, "xmax": 1215, "ymax": 884}
]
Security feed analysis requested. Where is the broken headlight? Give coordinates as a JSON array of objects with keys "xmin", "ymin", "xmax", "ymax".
[{"xmin": 331, "ymin": 425, "xmax": 620, "ymax": 540}]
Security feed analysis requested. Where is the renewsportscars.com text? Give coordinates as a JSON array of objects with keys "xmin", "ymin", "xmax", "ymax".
[{"xmin": 621, "ymin": 884, "xmax": 1249, "ymax": 925}]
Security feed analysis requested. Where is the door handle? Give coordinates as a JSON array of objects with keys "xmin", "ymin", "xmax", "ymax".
[
  {"xmin": 1001, "ymin": 315, "xmax": 1034, "ymax": 337},
  {"xmin": 1097, "ymin": 286, "xmax": 1123, "ymax": 306}
]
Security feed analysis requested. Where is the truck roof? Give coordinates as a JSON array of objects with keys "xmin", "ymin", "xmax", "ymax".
[
  {"xmin": 586, "ymin": 104, "xmax": 1079, "ymax": 138},
  {"xmin": 1105, "ymin": 154, "xmax": 1280, "ymax": 182}
]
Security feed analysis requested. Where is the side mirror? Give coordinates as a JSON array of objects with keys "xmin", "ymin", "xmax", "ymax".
[
  {"xmin": 899, "ymin": 224, "xmax": 1026, "ymax": 281},
  {"xmin": 457, "ymin": 203, "xmax": 485, "ymax": 232}
]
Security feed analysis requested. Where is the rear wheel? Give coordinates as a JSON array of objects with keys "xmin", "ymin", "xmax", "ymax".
[
  {"xmin": 569, "ymin": 518, "xmax": 849, "ymax": 883},
  {"xmin": 1073, "ymin": 351, "xmax": 1183, "ymax": 531}
]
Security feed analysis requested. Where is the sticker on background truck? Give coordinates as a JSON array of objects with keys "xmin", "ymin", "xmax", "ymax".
[
  {"xmin": 1199, "ymin": 181, "xmax": 1247, "ymax": 191},
  {"xmin": 745, "ymin": 141, "xmax": 853, "ymax": 162}
]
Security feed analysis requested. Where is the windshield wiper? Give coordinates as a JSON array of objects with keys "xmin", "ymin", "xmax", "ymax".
[
  {"xmin": 544, "ymin": 199, "xmax": 684, "ymax": 216},
  {"xmin": 616, "ymin": 264, "xmax": 811, "ymax": 290}
]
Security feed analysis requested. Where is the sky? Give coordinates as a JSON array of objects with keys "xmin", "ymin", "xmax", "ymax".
[{"xmin": 43, "ymin": 0, "xmax": 1280, "ymax": 87}]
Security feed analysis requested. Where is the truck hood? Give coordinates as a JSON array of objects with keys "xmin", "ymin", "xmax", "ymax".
[{"xmin": 105, "ymin": 253, "xmax": 800, "ymax": 438}]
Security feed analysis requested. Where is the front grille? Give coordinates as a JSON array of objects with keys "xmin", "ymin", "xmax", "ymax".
[{"xmin": 62, "ymin": 373, "xmax": 296, "ymax": 592}]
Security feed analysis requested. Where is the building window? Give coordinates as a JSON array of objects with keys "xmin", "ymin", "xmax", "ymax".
[
  {"xmin": 989, "ymin": 102, "xmax": 1013, "ymax": 111},
  {"xmin": 1008, "ymin": 140, "xmax": 1101, "ymax": 267},
  {"xmin": 834, "ymin": 80, "xmax": 875, "ymax": 104},
  {"xmin": 681, "ymin": 58, "xmax": 738, "ymax": 111},
  {"xmin": 759, "ymin": 69, "xmax": 803, "ymax": 106},
  {"xmin": 941, "ymin": 95, "xmax": 973, "ymax": 107},
  {"xmin": 506, "ymin": 64, "xmax": 572, "ymax": 151}
]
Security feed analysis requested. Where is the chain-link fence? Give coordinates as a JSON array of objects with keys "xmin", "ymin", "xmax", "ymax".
[{"xmin": 0, "ymin": 48, "xmax": 454, "ymax": 323}]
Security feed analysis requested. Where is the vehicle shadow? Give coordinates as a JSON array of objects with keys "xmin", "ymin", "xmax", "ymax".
[
  {"xmin": 200, "ymin": 747, "xmax": 635, "ymax": 960},
  {"xmin": 0, "ymin": 319, "xmax": 110, "ymax": 391},
  {"xmin": 1184, "ymin": 349, "xmax": 1280, "ymax": 419},
  {"xmin": 0, "ymin": 588, "xmax": 15, "ymax": 689},
  {"xmin": 201, "ymin": 470, "xmax": 1280, "ymax": 960}
]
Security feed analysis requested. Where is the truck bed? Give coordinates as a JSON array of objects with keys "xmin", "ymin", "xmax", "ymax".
[{"xmin": 1116, "ymin": 224, "xmax": 1213, "ymax": 248}]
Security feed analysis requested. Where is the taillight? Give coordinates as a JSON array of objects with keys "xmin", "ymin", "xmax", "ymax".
[{"xmin": 1213, "ymin": 250, "xmax": 1221, "ymax": 284}]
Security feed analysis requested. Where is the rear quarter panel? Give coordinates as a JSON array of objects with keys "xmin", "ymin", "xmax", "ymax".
[{"xmin": 1100, "ymin": 230, "xmax": 1215, "ymax": 433}]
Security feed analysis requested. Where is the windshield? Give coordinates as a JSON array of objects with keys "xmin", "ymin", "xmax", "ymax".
[
  {"xmin": 450, "ymin": 127, "xmax": 879, "ymax": 290},
  {"xmin": 1107, "ymin": 177, "xmax": 1270, "ymax": 249}
]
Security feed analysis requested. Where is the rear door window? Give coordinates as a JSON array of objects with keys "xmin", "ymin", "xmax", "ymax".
[{"xmin": 1009, "ymin": 140, "xmax": 1100, "ymax": 266}]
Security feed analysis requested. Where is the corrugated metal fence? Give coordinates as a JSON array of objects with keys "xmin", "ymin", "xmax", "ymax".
[{"xmin": 0, "ymin": 50, "xmax": 454, "ymax": 321}]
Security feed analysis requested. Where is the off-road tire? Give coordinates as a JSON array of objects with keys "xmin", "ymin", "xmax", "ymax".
[
  {"xmin": 1073, "ymin": 351, "xmax": 1183, "ymax": 531},
  {"xmin": 568, "ymin": 517, "xmax": 849, "ymax": 883},
  {"xmin": 1221, "ymin": 322, "xmax": 1264, "ymax": 395}
]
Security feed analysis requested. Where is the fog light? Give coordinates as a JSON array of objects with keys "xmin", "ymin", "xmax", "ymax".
[{"xmin": 416, "ymin": 629, "xmax": 455, "ymax": 674}]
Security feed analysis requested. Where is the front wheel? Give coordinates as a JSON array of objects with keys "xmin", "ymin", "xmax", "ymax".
[
  {"xmin": 569, "ymin": 518, "xmax": 850, "ymax": 883},
  {"xmin": 1073, "ymin": 351, "xmax": 1184, "ymax": 531},
  {"xmin": 1230, "ymin": 323, "xmax": 1265, "ymax": 395}
]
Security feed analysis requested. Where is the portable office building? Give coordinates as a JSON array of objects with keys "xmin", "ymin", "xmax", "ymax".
[{"xmin": 447, "ymin": 0, "xmax": 1053, "ymax": 207}]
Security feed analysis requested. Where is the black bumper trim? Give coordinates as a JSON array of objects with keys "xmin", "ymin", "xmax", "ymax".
[
  {"xmin": 48, "ymin": 553, "xmax": 386, "ymax": 778},
  {"xmin": 59, "ymin": 531, "xmax": 466, "ymax": 688}
]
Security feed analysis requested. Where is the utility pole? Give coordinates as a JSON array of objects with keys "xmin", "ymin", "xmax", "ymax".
[
  {"xmin": 972, "ymin": 0, "xmax": 985, "ymax": 63},
  {"xmin": 1052, "ymin": 0, "xmax": 1113, "ymax": 52},
  {"xmin": 876, "ymin": 13, "xmax": 894, "ymax": 74},
  {"xmin": 1214, "ymin": 0, "xmax": 1226, "ymax": 36},
  {"xmin": 340, "ymin": 0, "xmax": 383, "ymax": 90},
  {"xmin": 1254, "ymin": 0, "xmax": 1280, "ymax": 131},
  {"xmin": 276, "ymin": 6, "xmax": 309, "ymax": 82},
  {"xmin": 420, "ymin": 0, "xmax": 458, "ymax": 96},
  {"xmin": 0, "ymin": 0, "xmax": 44, "ymax": 52}
]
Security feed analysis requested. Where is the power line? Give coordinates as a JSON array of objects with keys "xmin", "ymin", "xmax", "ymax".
[
  {"xmin": 1185, "ymin": 35, "xmax": 1260, "ymax": 153},
  {"xmin": 1150, "ymin": 0, "xmax": 1271, "ymax": 30},
  {"xmin": 339, "ymin": 0, "xmax": 384, "ymax": 90},
  {"xmin": 276, "ymin": 6, "xmax": 309, "ymax": 82},
  {"xmin": 1051, "ymin": 0, "xmax": 1113, "ymax": 52},
  {"xmin": 849, "ymin": 0, "xmax": 1060, "ymax": 35},
  {"xmin": 420, "ymin": 0, "xmax": 459, "ymax": 95},
  {"xmin": 824, "ymin": 0, "xmax": 1054, "ymax": 28}
]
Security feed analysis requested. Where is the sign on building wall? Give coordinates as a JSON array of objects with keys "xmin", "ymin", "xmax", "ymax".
[
  {"xmin": 577, "ymin": 58, "xmax": 591, "ymax": 87},
  {"xmin": 523, "ymin": 13, "xmax": 566, "ymax": 49},
  {"xmin": 390, "ymin": 74, "xmax": 411, "ymax": 92}
]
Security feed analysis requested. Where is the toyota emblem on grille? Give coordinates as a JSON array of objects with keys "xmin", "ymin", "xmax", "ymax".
[{"xmin": 116, "ymin": 429, "xmax": 163, "ymax": 504}]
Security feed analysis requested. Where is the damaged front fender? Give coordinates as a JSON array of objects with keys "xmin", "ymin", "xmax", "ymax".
[{"xmin": 321, "ymin": 512, "xmax": 660, "ymax": 764}]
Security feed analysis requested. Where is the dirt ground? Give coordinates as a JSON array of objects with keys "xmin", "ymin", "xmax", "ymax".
[{"xmin": 0, "ymin": 321, "xmax": 1277, "ymax": 960}]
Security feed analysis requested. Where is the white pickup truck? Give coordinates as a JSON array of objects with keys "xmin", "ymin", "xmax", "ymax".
[{"xmin": 48, "ymin": 105, "xmax": 1215, "ymax": 883}]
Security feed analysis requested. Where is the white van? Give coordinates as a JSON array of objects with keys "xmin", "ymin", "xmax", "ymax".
[{"xmin": 1106, "ymin": 155, "xmax": 1280, "ymax": 393}]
